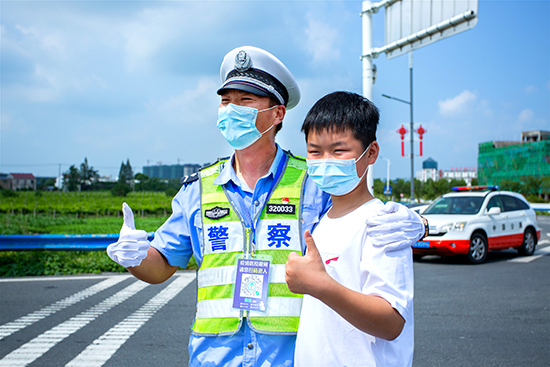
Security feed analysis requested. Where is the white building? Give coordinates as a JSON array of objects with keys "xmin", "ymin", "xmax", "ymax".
[{"xmin": 439, "ymin": 167, "xmax": 477, "ymax": 185}]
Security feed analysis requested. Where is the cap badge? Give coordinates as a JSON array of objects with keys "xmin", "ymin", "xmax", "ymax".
[{"xmin": 235, "ymin": 50, "xmax": 252, "ymax": 72}]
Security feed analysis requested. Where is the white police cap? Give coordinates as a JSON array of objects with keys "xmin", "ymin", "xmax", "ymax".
[{"xmin": 217, "ymin": 46, "xmax": 301, "ymax": 110}]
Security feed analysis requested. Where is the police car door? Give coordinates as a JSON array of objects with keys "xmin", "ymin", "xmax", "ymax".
[
  {"xmin": 485, "ymin": 194, "xmax": 507, "ymax": 249},
  {"xmin": 500, "ymin": 194, "xmax": 525, "ymax": 247}
]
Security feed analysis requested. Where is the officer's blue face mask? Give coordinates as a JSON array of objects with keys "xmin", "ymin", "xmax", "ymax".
[
  {"xmin": 306, "ymin": 143, "xmax": 371, "ymax": 196},
  {"xmin": 217, "ymin": 103, "xmax": 277, "ymax": 150}
]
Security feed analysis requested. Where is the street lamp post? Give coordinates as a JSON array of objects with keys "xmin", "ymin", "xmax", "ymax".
[{"xmin": 381, "ymin": 52, "xmax": 415, "ymax": 202}]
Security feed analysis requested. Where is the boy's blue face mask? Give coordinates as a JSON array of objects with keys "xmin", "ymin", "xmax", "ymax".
[
  {"xmin": 306, "ymin": 143, "xmax": 371, "ymax": 196},
  {"xmin": 217, "ymin": 103, "xmax": 277, "ymax": 150}
]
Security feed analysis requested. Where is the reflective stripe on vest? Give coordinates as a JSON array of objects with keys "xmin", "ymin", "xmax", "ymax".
[{"xmin": 192, "ymin": 154, "xmax": 306, "ymax": 336}]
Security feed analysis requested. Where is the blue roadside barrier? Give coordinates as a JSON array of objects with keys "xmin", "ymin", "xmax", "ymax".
[
  {"xmin": 531, "ymin": 203, "xmax": 550, "ymax": 212},
  {"xmin": 0, "ymin": 233, "xmax": 155, "ymax": 251},
  {"xmin": 0, "ymin": 201, "xmax": 546, "ymax": 251}
]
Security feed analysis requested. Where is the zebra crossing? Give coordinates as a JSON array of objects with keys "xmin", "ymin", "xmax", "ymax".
[
  {"xmin": 0, "ymin": 272, "xmax": 196, "ymax": 367},
  {"xmin": 1, "ymin": 245, "xmax": 548, "ymax": 366}
]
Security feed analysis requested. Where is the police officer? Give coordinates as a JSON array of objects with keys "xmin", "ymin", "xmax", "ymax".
[{"xmin": 107, "ymin": 46, "xmax": 331, "ymax": 366}]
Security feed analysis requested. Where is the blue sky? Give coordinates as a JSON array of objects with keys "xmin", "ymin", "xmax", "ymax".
[{"xmin": 1, "ymin": 0, "xmax": 549, "ymax": 180}]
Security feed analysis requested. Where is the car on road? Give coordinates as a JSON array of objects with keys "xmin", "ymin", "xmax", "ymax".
[
  {"xmin": 413, "ymin": 186, "xmax": 541, "ymax": 264},
  {"xmin": 406, "ymin": 202, "xmax": 431, "ymax": 214}
]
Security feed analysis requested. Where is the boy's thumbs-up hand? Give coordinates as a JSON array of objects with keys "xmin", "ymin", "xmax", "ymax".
[
  {"xmin": 285, "ymin": 230, "xmax": 329, "ymax": 296},
  {"xmin": 106, "ymin": 203, "xmax": 151, "ymax": 268}
]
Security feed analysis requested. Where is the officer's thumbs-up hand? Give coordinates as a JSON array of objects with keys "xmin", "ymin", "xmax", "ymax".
[
  {"xmin": 285, "ymin": 230, "xmax": 328, "ymax": 296},
  {"xmin": 106, "ymin": 203, "xmax": 151, "ymax": 268}
]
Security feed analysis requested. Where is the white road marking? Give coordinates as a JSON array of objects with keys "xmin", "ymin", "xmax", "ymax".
[
  {"xmin": 0, "ymin": 276, "xmax": 127, "ymax": 340},
  {"xmin": 65, "ymin": 273, "xmax": 195, "ymax": 367},
  {"xmin": 0, "ymin": 280, "xmax": 149, "ymax": 367},
  {"xmin": 508, "ymin": 246, "xmax": 550, "ymax": 263},
  {"xmin": 0, "ymin": 274, "xmax": 132, "ymax": 283},
  {"xmin": 508, "ymin": 255, "xmax": 544, "ymax": 263}
]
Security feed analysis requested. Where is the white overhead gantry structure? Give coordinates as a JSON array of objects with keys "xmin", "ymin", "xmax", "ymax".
[{"xmin": 362, "ymin": 0, "xmax": 478, "ymax": 200}]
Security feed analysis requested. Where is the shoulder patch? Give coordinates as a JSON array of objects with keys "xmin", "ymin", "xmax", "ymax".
[
  {"xmin": 181, "ymin": 172, "xmax": 199, "ymax": 185},
  {"xmin": 180, "ymin": 157, "xmax": 231, "ymax": 185}
]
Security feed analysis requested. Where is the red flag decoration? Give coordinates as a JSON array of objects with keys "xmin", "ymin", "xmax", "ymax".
[
  {"xmin": 415, "ymin": 124, "xmax": 427, "ymax": 156},
  {"xmin": 396, "ymin": 125, "xmax": 408, "ymax": 157}
]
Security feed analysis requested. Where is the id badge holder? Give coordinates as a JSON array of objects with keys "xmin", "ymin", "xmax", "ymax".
[{"xmin": 232, "ymin": 254, "xmax": 272, "ymax": 312}]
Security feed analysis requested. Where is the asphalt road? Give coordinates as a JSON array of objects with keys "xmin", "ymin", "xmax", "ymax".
[{"xmin": 1, "ymin": 215, "xmax": 549, "ymax": 367}]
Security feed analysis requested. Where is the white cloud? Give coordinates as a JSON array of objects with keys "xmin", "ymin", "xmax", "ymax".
[
  {"xmin": 518, "ymin": 109, "xmax": 534, "ymax": 123},
  {"xmin": 438, "ymin": 90, "xmax": 477, "ymax": 117},
  {"xmin": 148, "ymin": 76, "xmax": 219, "ymax": 121},
  {"xmin": 121, "ymin": 3, "xmax": 227, "ymax": 73},
  {"xmin": 524, "ymin": 85, "xmax": 538, "ymax": 94},
  {"xmin": 15, "ymin": 24, "xmax": 66, "ymax": 55},
  {"xmin": 303, "ymin": 12, "xmax": 340, "ymax": 64}
]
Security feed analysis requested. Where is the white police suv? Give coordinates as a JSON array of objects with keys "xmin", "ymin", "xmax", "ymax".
[{"xmin": 413, "ymin": 186, "xmax": 541, "ymax": 264}]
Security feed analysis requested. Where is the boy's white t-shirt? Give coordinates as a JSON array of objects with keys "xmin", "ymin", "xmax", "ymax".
[{"xmin": 295, "ymin": 199, "xmax": 423, "ymax": 367}]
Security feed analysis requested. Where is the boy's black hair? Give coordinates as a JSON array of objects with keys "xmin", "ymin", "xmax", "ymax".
[{"xmin": 301, "ymin": 91, "xmax": 379, "ymax": 150}]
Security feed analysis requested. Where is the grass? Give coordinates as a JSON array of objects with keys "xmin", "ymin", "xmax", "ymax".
[{"xmin": 0, "ymin": 191, "xmax": 172, "ymax": 216}]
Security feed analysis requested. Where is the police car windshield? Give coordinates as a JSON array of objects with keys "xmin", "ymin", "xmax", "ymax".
[{"xmin": 424, "ymin": 196, "xmax": 484, "ymax": 215}]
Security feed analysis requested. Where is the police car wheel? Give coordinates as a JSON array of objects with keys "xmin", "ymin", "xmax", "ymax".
[
  {"xmin": 517, "ymin": 228, "xmax": 536, "ymax": 256},
  {"xmin": 467, "ymin": 233, "xmax": 488, "ymax": 264}
]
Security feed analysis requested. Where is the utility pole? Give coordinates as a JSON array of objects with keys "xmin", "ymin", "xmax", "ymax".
[
  {"xmin": 409, "ymin": 52, "xmax": 415, "ymax": 202},
  {"xmin": 381, "ymin": 52, "xmax": 415, "ymax": 202}
]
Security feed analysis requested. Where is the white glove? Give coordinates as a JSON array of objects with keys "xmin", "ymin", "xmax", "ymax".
[
  {"xmin": 366, "ymin": 202, "xmax": 426, "ymax": 250},
  {"xmin": 107, "ymin": 202, "xmax": 151, "ymax": 268}
]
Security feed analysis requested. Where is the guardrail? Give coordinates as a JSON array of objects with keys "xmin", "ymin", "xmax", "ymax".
[
  {"xmin": 0, "ymin": 202, "xmax": 547, "ymax": 251},
  {"xmin": 531, "ymin": 203, "xmax": 550, "ymax": 212},
  {"xmin": 0, "ymin": 234, "xmax": 155, "ymax": 251}
]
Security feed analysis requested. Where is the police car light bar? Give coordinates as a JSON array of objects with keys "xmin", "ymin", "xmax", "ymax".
[{"xmin": 451, "ymin": 185, "xmax": 500, "ymax": 191}]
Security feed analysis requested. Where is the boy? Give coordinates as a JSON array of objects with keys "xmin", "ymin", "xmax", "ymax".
[{"xmin": 285, "ymin": 91, "xmax": 426, "ymax": 367}]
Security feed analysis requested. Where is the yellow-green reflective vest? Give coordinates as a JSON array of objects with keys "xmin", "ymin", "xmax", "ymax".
[{"xmin": 192, "ymin": 154, "xmax": 306, "ymax": 336}]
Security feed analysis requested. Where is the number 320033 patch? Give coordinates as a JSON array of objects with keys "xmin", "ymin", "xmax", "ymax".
[{"xmin": 266, "ymin": 204, "xmax": 295, "ymax": 215}]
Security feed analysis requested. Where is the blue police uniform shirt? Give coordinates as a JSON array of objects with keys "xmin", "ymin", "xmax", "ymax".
[{"xmin": 151, "ymin": 144, "xmax": 331, "ymax": 367}]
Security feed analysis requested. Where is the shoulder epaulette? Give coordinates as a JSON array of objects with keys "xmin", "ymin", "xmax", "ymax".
[
  {"xmin": 283, "ymin": 149, "xmax": 306, "ymax": 162},
  {"xmin": 180, "ymin": 156, "xmax": 231, "ymax": 185},
  {"xmin": 181, "ymin": 172, "xmax": 199, "ymax": 185}
]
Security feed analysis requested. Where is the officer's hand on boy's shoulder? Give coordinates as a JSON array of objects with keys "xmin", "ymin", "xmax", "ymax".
[
  {"xmin": 107, "ymin": 203, "xmax": 151, "ymax": 268},
  {"xmin": 285, "ymin": 230, "xmax": 328, "ymax": 296},
  {"xmin": 366, "ymin": 202, "xmax": 426, "ymax": 248}
]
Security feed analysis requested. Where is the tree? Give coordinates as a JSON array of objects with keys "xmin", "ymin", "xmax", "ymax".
[
  {"xmin": 79, "ymin": 157, "xmax": 99, "ymax": 190},
  {"xmin": 541, "ymin": 177, "xmax": 550, "ymax": 195},
  {"xmin": 423, "ymin": 179, "xmax": 437, "ymax": 200},
  {"xmin": 436, "ymin": 179, "xmax": 451, "ymax": 197},
  {"xmin": 392, "ymin": 179, "xmax": 409, "ymax": 201},
  {"xmin": 63, "ymin": 165, "xmax": 81, "ymax": 191},
  {"xmin": 111, "ymin": 182, "xmax": 132, "ymax": 197},
  {"xmin": 499, "ymin": 179, "xmax": 522, "ymax": 193},
  {"xmin": 373, "ymin": 178, "xmax": 386, "ymax": 198},
  {"xmin": 522, "ymin": 175, "xmax": 544, "ymax": 196},
  {"xmin": 118, "ymin": 159, "xmax": 134, "ymax": 187}
]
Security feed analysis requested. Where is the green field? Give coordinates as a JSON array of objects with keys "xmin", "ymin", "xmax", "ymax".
[
  {"xmin": 0, "ymin": 214, "xmax": 167, "ymax": 235},
  {"xmin": 0, "ymin": 191, "xmax": 172, "ymax": 234},
  {"xmin": 0, "ymin": 191, "xmax": 173, "ymax": 217}
]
